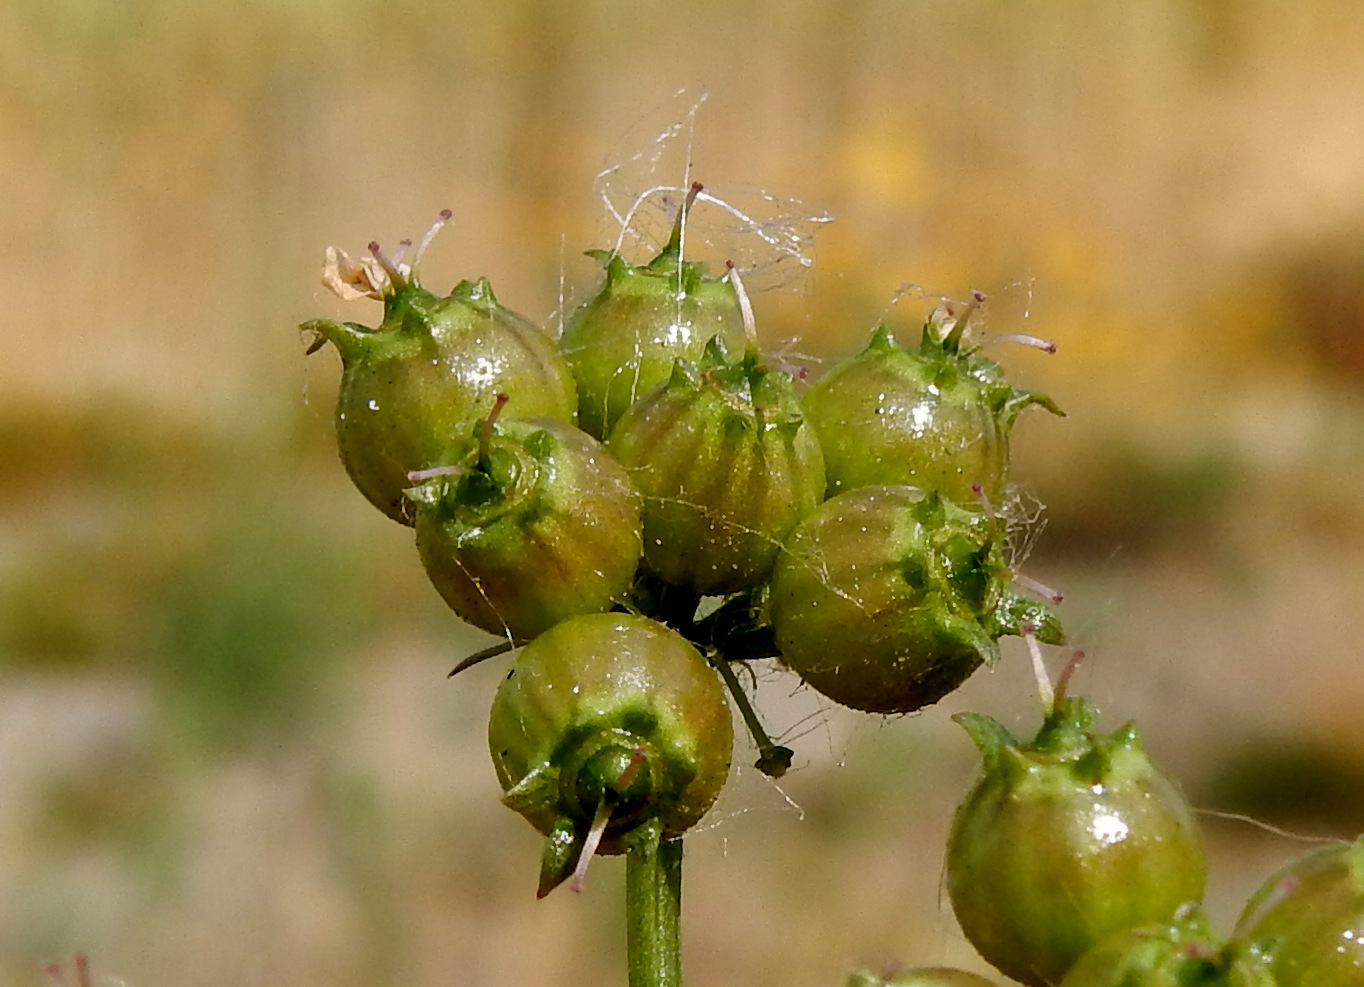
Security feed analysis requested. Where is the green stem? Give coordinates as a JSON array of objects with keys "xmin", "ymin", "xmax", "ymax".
[
  {"xmin": 625, "ymin": 821, "xmax": 683, "ymax": 987},
  {"xmin": 711, "ymin": 655, "xmax": 793, "ymax": 778}
]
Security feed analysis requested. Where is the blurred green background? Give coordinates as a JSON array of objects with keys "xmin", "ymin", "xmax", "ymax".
[{"xmin": 6, "ymin": 1, "xmax": 1364, "ymax": 984}]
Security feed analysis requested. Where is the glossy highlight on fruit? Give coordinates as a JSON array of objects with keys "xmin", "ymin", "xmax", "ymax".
[
  {"xmin": 488, "ymin": 613, "xmax": 732, "ymax": 895},
  {"xmin": 609, "ymin": 336, "xmax": 825, "ymax": 596},
  {"xmin": 407, "ymin": 414, "xmax": 642, "ymax": 642},
  {"xmin": 303, "ymin": 225, "xmax": 576, "ymax": 524},
  {"xmin": 802, "ymin": 311, "xmax": 1061, "ymax": 504},
  {"xmin": 1234, "ymin": 834, "xmax": 1364, "ymax": 987},
  {"xmin": 947, "ymin": 697, "xmax": 1207, "ymax": 987},
  {"xmin": 1058, "ymin": 906, "xmax": 1277, "ymax": 987},
  {"xmin": 559, "ymin": 184, "xmax": 749, "ymax": 440},
  {"xmin": 767, "ymin": 486, "xmax": 1062, "ymax": 715}
]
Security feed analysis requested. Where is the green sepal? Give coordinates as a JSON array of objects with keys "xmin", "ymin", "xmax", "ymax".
[
  {"xmin": 448, "ymin": 275, "xmax": 494, "ymax": 302},
  {"xmin": 1031, "ymin": 695, "xmax": 1100, "ymax": 758},
  {"xmin": 864, "ymin": 323, "xmax": 899, "ymax": 354},
  {"xmin": 911, "ymin": 307, "xmax": 1064, "ymax": 428},
  {"xmin": 990, "ymin": 590, "xmax": 1066, "ymax": 645},
  {"xmin": 698, "ymin": 333, "xmax": 738, "ymax": 372},
  {"xmin": 909, "ymin": 487, "xmax": 949, "ymax": 527},
  {"xmin": 501, "ymin": 761, "xmax": 560, "ymax": 819},
  {"xmin": 443, "ymin": 275, "xmax": 504, "ymax": 313},
  {"xmin": 1001, "ymin": 387, "xmax": 1065, "ymax": 426},
  {"xmin": 954, "ymin": 713, "xmax": 1035, "ymax": 788},
  {"xmin": 944, "ymin": 617, "xmax": 1003, "ymax": 669},
  {"xmin": 1072, "ymin": 746, "xmax": 1115, "ymax": 788},
  {"xmin": 953, "ymin": 712, "xmax": 1019, "ymax": 775},
  {"xmin": 404, "ymin": 420, "xmax": 543, "ymax": 526},
  {"xmin": 380, "ymin": 279, "xmax": 444, "ymax": 329},
  {"xmin": 537, "ymin": 814, "xmax": 583, "ymax": 899},
  {"xmin": 1106, "ymin": 720, "xmax": 1144, "ymax": 752},
  {"xmin": 929, "ymin": 312, "xmax": 968, "ymax": 355},
  {"xmin": 300, "ymin": 318, "xmax": 376, "ymax": 364},
  {"xmin": 585, "ymin": 196, "xmax": 714, "ymax": 296},
  {"xmin": 663, "ymin": 258, "xmax": 712, "ymax": 296},
  {"xmin": 585, "ymin": 247, "xmax": 616, "ymax": 267},
  {"xmin": 641, "ymin": 187, "xmax": 707, "ymax": 279},
  {"xmin": 402, "ymin": 478, "xmax": 445, "ymax": 508}
]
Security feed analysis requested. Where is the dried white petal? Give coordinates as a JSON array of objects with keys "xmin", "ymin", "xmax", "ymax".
[{"xmin": 321, "ymin": 246, "xmax": 387, "ymax": 301}]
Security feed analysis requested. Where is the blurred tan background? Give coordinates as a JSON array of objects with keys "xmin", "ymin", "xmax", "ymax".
[{"xmin": 6, "ymin": 1, "xmax": 1364, "ymax": 984}]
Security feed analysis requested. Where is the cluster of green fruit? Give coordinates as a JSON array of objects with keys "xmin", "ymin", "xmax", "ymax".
[
  {"xmin": 851, "ymin": 699, "xmax": 1364, "ymax": 986},
  {"xmin": 855, "ymin": 832, "xmax": 1364, "ymax": 987},
  {"xmin": 299, "ymin": 187, "xmax": 1361, "ymax": 985}
]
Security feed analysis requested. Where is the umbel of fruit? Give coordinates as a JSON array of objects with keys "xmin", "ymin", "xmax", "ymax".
[
  {"xmin": 488, "ymin": 613, "xmax": 733, "ymax": 897},
  {"xmin": 767, "ymin": 485, "xmax": 1063, "ymax": 715},
  {"xmin": 609, "ymin": 335, "xmax": 825, "ymax": 596},
  {"xmin": 946, "ymin": 696, "xmax": 1207, "ymax": 987},
  {"xmin": 802, "ymin": 295, "xmax": 1062, "ymax": 505},
  {"xmin": 406, "ymin": 398, "xmax": 642, "ymax": 642},
  {"xmin": 559, "ymin": 183, "xmax": 749, "ymax": 440},
  {"xmin": 302, "ymin": 214, "xmax": 577, "ymax": 524},
  {"xmin": 1233, "ymin": 833, "xmax": 1364, "ymax": 986},
  {"xmin": 1058, "ymin": 905, "xmax": 1278, "ymax": 987}
]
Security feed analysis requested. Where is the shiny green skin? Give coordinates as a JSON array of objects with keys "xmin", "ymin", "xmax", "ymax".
[
  {"xmin": 803, "ymin": 323, "xmax": 1061, "ymax": 504},
  {"xmin": 609, "ymin": 339, "xmax": 825, "ymax": 596},
  {"xmin": 768, "ymin": 486, "xmax": 1063, "ymax": 715},
  {"xmin": 847, "ymin": 967, "xmax": 1000, "ymax": 986},
  {"xmin": 1058, "ymin": 908, "xmax": 1278, "ymax": 987},
  {"xmin": 488, "ymin": 613, "xmax": 732, "ymax": 857},
  {"xmin": 304, "ymin": 276, "xmax": 576, "ymax": 525},
  {"xmin": 408, "ymin": 418, "xmax": 642, "ymax": 643},
  {"xmin": 559, "ymin": 247, "xmax": 747, "ymax": 441},
  {"xmin": 948, "ymin": 698, "xmax": 1207, "ymax": 987},
  {"xmin": 1234, "ymin": 835, "xmax": 1364, "ymax": 986}
]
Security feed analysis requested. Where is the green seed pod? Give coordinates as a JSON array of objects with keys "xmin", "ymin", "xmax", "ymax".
[
  {"xmin": 767, "ymin": 486, "xmax": 1062, "ymax": 715},
  {"xmin": 407, "ymin": 412, "xmax": 642, "ymax": 642},
  {"xmin": 608, "ymin": 336, "xmax": 825, "ymax": 596},
  {"xmin": 847, "ymin": 967, "xmax": 1001, "ymax": 986},
  {"xmin": 488, "ymin": 613, "xmax": 733, "ymax": 896},
  {"xmin": 303, "ymin": 227, "xmax": 577, "ymax": 525},
  {"xmin": 802, "ymin": 308, "xmax": 1061, "ymax": 504},
  {"xmin": 1233, "ymin": 835, "xmax": 1364, "ymax": 986},
  {"xmin": 1058, "ymin": 906, "xmax": 1278, "ymax": 987},
  {"xmin": 946, "ymin": 697, "xmax": 1207, "ymax": 987},
  {"xmin": 559, "ymin": 184, "xmax": 749, "ymax": 440}
]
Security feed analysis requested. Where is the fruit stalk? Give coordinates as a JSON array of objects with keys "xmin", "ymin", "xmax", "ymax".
[
  {"xmin": 625, "ymin": 821, "xmax": 684, "ymax": 987},
  {"xmin": 710, "ymin": 653, "xmax": 793, "ymax": 778}
]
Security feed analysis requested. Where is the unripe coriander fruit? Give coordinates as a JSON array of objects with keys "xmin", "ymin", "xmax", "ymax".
[
  {"xmin": 559, "ymin": 184, "xmax": 748, "ymax": 440},
  {"xmin": 847, "ymin": 967, "xmax": 1000, "ymax": 986},
  {"xmin": 608, "ymin": 336, "xmax": 825, "ymax": 596},
  {"xmin": 488, "ymin": 613, "xmax": 732, "ymax": 896},
  {"xmin": 802, "ymin": 310, "xmax": 1061, "ymax": 505},
  {"xmin": 1233, "ymin": 834, "xmax": 1364, "ymax": 986},
  {"xmin": 406, "ymin": 409, "xmax": 642, "ymax": 643},
  {"xmin": 1057, "ymin": 906, "xmax": 1278, "ymax": 987},
  {"xmin": 946, "ymin": 696, "xmax": 1207, "ymax": 987},
  {"xmin": 303, "ymin": 227, "xmax": 576, "ymax": 525},
  {"xmin": 767, "ymin": 486, "xmax": 1062, "ymax": 715}
]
